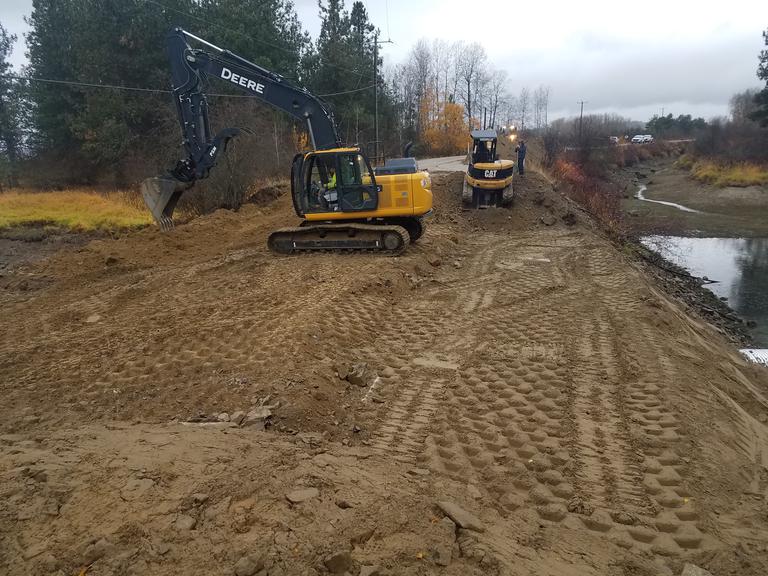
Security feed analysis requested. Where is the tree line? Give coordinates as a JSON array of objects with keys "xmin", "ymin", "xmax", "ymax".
[
  {"xmin": 387, "ymin": 38, "xmax": 550, "ymax": 156},
  {"xmin": 0, "ymin": 1, "xmax": 551, "ymax": 190},
  {"xmin": 0, "ymin": 0, "xmax": 435, "ymax": 189}
]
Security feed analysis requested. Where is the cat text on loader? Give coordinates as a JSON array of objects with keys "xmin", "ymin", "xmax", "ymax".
[
  {"xmin": 462, "ymin": 129, "xmax": 514, "ymax": 208},
  {"xmin": 141, "ymin": 28, "xmax": 432, "ymax": 255}
]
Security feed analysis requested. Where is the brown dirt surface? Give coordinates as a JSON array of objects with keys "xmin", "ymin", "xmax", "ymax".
[{"xmin": 2, "ymin": 170, "xmax": 768, "ymax": 576}]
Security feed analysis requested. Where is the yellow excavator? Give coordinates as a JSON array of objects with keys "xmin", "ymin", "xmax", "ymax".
[
  {"xmin": 142, "ymin": 28, "xmax": 432, "ymax": 254},
  {"xmin": 462, "ymin": 129, "xmax": 514, "ymax": 208}
]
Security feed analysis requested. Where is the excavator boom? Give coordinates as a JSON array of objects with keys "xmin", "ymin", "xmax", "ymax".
[{"xmin": 142, "ymin": 27, "xmax": 340, "ymax": 226}]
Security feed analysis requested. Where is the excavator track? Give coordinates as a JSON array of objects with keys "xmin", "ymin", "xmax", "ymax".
[{"xmin": 268, "ymin": 223, "xmax": 410, "ymax": 256}]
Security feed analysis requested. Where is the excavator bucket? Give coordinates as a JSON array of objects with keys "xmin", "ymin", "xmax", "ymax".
[{"xmin": 140, "ymin": 176, "xmax": 192, "ymax": 230}]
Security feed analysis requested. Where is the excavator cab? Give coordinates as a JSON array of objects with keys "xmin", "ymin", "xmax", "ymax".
[{"xmin": 292, "ymin": 149, "xmax": 378, "ymax": 216}]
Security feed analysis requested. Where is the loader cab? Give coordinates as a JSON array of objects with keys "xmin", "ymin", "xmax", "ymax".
[
  {"xmin": 292, "ymin": 148, "xmax": 379, "ymax": 217},
  {"xmin": 470, "ymin": 129, "xmax": 499, "ymax": 164}
]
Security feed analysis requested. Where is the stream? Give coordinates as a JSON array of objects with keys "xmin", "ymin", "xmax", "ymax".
[
  {"xmin": 642, "ymin": 236, "xmax": 768, "ymax": 351},
  {"xmin": 635, "ymin": 184, "xmax": 701, "ymax": 213}
]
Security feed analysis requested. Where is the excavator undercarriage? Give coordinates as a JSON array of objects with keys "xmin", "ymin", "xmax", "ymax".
[{"xmin": 268, "ymin": 223, "xmax": 411, "ymax": 255}]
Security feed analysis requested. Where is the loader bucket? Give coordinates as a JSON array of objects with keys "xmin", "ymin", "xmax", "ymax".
[{"xmin": 141, "ymin": 176, "xmax": 192, "ymax": 230}]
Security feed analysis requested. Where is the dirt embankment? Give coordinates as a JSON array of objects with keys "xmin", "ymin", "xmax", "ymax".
[{"xmin": 2, "ymin": 171, "xmax": 768, "ymax": 576}]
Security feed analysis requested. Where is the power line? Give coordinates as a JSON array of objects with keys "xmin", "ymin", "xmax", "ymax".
[
  {"xmin": 1, "ymin": 74, "xmax": 374, "ymax": 98},
  {"xmin": 3, "ymin": 75, "xmax": 169, "ymax": 94}
]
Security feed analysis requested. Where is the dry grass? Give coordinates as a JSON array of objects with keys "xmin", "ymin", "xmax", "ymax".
[
  {"xmin": 0, "ymin": 188, "xmax": 152, "ymax": 231},
  {"xmin": 690, "ymin": 161, "xmax": 768, "ymax": 187}
]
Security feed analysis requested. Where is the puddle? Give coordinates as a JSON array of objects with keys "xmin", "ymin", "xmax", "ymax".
[
  {"xmin": 636, "ymin": 184, "xmax": 701, "ymax": 213},
  {"xmin": 642, "ymin": 235, "xmax": 768, "ymax": 348}
]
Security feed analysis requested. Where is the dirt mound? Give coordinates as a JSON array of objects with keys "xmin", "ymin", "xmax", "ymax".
[
  {"xmin": 2, "ymin": 171, "xmax": 768, "ymax": 576},
  {"xmin": 430, "ymin": 170, "xmax": 578, "ymax": 233}
]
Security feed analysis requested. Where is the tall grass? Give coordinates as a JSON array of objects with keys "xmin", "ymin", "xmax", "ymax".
[
  {"xmin": 689, "ymin": 161, "xmax": 768, "ymax": 187},
  {"xmin": 0, "ymin": 189, "xmax": 152, "ymax": 231}
]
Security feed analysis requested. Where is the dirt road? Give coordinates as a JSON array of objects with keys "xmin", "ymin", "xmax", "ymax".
[
  {"xmin": 2, "ymin": 172, "xmax": 768, "ymax": 576},
  {"xmin": 418, "ymin": 156, "xmax": 467, "ymax": 173}
]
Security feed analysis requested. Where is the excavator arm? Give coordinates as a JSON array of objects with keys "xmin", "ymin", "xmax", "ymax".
[{"xmin": 142, "ymin": 28, "xmax": 341, "ymax": 228}]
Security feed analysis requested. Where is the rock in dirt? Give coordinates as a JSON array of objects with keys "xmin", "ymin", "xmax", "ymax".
[
  {"xmin": 233, "ymin": 554, "xmax": 264, "ymax": 576},
  {"xmin": 286, "ymin": 487, "xmax": 319, "ymax": 504},
  {"xmin": 432, "ymin": 516, "xmax": 456, "ymax": 566},
  {"xmin": 436, "ymin": 501, "xmax": 484, "ymax": 532},
  {"xmin": 217, "ymin": 413, "xmax": 230, "ymax": 422},
  {"xmin": 323, "ymin": 550, "xmax": 353, "ymax": 574},
  {"xmin": 230, "ymin": 411, "xmax": 246, "ymax": 425},
  {"xmin": 174, "ymin": 514, "xmax": 197, "ymax": 531},
  {"xmin": 83, "ymin": 538, "xmax": 114, "ymax": 564},
  {"xmin": 681, "ymin": 565, "xmax": 715, "ymax": 576},
  {"xmin": 541, "ymin": 213, "xmax": 556, "ymax": 226},
  {"xmin": 359, "ymin": 565, "xmax": 381, "ymax": 576},
  {"xmin": 85, "ymin": 314, "xmax": 102, "ymax": 324},
  {"xmin": 344, "ymin": 363, "xmax": 375, "ymax": 387},
  {"xmin": 242, "ymin": 407, "xmax": 272, "ymax": 429},
  {"xmin": 350, "ymin": 526, "xmax": 376, "ymax": 546},
  {"xmin": 566, "ymin": 496, "xmax": 594, "ymax": 516}
]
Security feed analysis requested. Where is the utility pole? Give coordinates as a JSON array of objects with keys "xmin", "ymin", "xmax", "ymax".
[
  {"xmin": 577, "ymin": 100, "xmax": 587, "ymax": 143},
  {"xmin": 373, "ymin": 32, "xmax": 393, "ymax": 165},
  {"xmin": 374, "ymin": 31, "xmax": 378, "ymax": 164}
]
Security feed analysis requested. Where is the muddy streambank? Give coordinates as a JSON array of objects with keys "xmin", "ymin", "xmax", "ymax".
[
  {"xmin": 613, "ymin": 157, "xmax": 768, "ymax": 347},
  {"xmin": 629, "ymin": 241, "xmax": 756, "ymax": 346}
]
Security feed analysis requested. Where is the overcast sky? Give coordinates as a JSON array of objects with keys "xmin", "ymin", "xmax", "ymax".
[{"xmin": 2, "ymin": 0, "xmax": 765, "ymax": 121}]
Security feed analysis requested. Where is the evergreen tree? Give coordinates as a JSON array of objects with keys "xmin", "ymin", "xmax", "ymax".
[
  {"xmin": 25, "ymin": 0, "xmax": 309, "ymax": 184},
  {"xmin": 0, "ymin": 22, "xmax": 24, "ymax": 187},
  {"xmin": 751, "ymin": 27, "xmax": 768, "ymax": 126}
]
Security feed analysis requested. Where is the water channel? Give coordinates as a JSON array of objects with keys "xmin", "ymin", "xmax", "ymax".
[{"xmin": 641, "ymin": 236, "xmax": 768, "ymax": 349}]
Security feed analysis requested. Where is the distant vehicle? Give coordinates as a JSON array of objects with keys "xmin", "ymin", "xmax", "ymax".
[
  {"xmin": 631, "ymin": 135, "xmax": 644, "ymax": 143},
  {"xmin": 609, "ymin": 136, "xmax": 619, "ymax": 144},
  {"xmin": 643, "ymin": 134, "xmax": 654, "ymax": 143}
]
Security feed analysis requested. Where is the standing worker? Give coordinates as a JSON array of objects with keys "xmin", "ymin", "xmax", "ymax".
[{"xmin": 515, "ymin": 140, "xmax": 527, "ymax": 177}]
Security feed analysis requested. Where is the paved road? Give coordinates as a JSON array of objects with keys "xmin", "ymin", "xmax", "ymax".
[{"xmin": 418, "ymin": 155, "xmax": 467, "ymax": 172}]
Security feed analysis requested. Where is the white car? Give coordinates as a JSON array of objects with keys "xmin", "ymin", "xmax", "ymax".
[
  {"xmin": 631, "ymin": 135, "xmax": 644, "ymax": 143},
  {"xmin": 643, "ymin": 135, "xmax": 654, "ymax": 143}
]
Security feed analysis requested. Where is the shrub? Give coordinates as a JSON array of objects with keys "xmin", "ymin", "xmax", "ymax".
[{"xmin": 553, "ymin": 159, "xmax": 624, "ymax": 235}]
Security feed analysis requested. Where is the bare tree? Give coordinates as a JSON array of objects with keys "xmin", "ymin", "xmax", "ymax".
[
  {"xmin": 458, "ymin": 42, "xmax": 486, "ymax": 126},
  {"xmin": 488, "ymin": 69, "xmax": 508, "ymax": 129},
  {"xmin": 730, "ymin": 88, "xmax": 761, "ymax": 124},
  {"xmin": 533, "ymin": 85, "xmax": 550, "ymax": 130},
  {"xmin": 518, "ymin": 87, "xmax": 530, "ymax": 131}
]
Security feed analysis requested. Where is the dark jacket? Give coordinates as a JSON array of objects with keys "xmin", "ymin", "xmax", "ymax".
[{"xmin": 517, "ymin": 143, "xmax": 527, "ymax": 159}]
